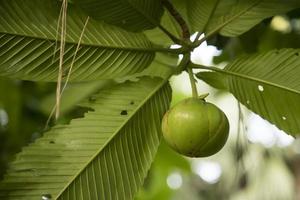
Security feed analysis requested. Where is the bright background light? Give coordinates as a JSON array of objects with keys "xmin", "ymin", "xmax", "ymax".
[
  {"xmin": 0, "ymin": 108, "xmax": 9, "ymax": 127},
  {"xmin": 192, "ymin": 160, "xmax": 222, "ymax": 184},
  {"xmin": 246, "ymin": 113, "xmax": 294, "ymax": 148},
  {"xmin": 166, "ymin": 172, "xmax": 183, "ymax": 190},
  {"xmin": 271, "ymin": 16, "xmax": 292, "ymax": 33}
]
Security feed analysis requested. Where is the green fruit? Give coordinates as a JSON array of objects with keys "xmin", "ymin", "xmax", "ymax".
[{"xmin": 162, "ymin": 97, "xmax": 229, "ymax": 157}]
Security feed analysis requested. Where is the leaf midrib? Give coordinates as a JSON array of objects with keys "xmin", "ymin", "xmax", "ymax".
[
  {"xmin": 212, "ymin": 66, "xmax": 300, "ymax": 95},
  {"xmin": 0, "ymin": 32, "xmax": 167, "ymax": 53},
  {"xmin": 55, "ymin": 78, "xmax": 169, "ymax": 199}
]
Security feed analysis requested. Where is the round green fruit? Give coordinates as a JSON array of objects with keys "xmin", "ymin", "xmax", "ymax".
[{"xmin": 162, "ymin": 97, "xmax": 229, "ymax": 157}]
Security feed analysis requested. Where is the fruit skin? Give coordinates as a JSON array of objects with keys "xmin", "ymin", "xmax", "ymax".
[{"xmin": 162, "ymin": 97, "xmax": 229, "ymax": 157}]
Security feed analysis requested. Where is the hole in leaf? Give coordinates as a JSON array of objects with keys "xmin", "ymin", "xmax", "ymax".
[
  {"xmin": 295, "ymin": 52, "xmax": 299, "ymax": 56},
  {"xmin": 130, "ymin": 101, "xmax": 134, "ymax": 105},
  {"xmin": 42, "ymin": 194, "xmax": 52, "ymax": 200},
  {"xmin": 49, "ymin": 141, "xmax": 55, "ymax": 144},
  {"xmin": 282, "ymin": 116, "xmax": 287, "ymax": 120},
  {"xmin": 120, "ymin": 110, "xmax": 128, "ymax": 115},
  {"xmin": 258, "ymin": 85, "xmax": 264, "ymax": 92}
]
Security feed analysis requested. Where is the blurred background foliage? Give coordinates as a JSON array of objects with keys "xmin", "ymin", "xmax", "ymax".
[{"xmin": 2, "ymin": 10, "xmax": 300, "ymax": 200}]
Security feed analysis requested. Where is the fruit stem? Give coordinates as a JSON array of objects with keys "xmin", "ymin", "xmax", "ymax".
[{"xmin": 187, "ymin": 68, "xmax": 198, "ymax": 98}]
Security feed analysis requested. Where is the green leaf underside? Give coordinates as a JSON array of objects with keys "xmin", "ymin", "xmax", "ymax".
[
  {"xmin": 115, "ymin": 52, "xmax": 178, "ymax": 83},
  {"xmin": 196, "ymin": 71, "xmax": 227, "ymax": 90},
  {"xmin": 134, "ymin": 53, "xmax": 178, "ymax": 80},
  {"xmin": 188, "ymin": 0, "xmax": 300, "ymax": 37},
  {"xmin": 0, "ymin": 0, "xmax": 156, "ymax": 82},
  {"xmin": 40, "ymin": 80, "xmax": 114, "ymax": 115},
  {"xmin": 0, "ymin": 77, "xmax": 172, "ymax": 199},
  {"xmin": 74, "ymin": 0, "xmax": 163, "ymax": 32},
  {"xmin": 199, "ymin": 49, "xmax": 300, "ymax": 136},
  {"xmin": 144, "ymin": 9, "xmax": 182, "ymax": 46}
]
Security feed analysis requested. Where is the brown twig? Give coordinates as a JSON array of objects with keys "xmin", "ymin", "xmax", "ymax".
[{"xmin": 162, "ymin": 0, "xmax": 190, "ymax": 39}]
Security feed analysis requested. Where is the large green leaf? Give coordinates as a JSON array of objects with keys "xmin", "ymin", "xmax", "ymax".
[
  {"xmin": 116, "ymin": 52, "xmax": 178, "ymax": 83},
  {"xmin": 0, "ymin": 77, "xmax": 172, "ymax": 199},
  {"xmin": 187, "ymin": 0, "xmax": 232, "ymax": 34},
  {"xmin": 144, "ymin": 10, "xmax": 181, "ymax": 46},
  {"xmin": 196, "ymin": 71, "xmax": 227, "ymax": 90},
  {"xmin": 187, "ymin": 0, "xmax": 300, "ymax": 37},
  {"xmin": 73, "ymin": 0, "xmax": 164, "ymax": 32},
  {"xmin": 0, "ymin": 0, "xmax": 158, "ymax": 82},
  {"xmin": 196, "ymin": 49, "xmax": 300, "ymax": 136},
  {"xmin": 40, "ymin": 80, "xmax": 114, "ymax": 115},
  {"xmin": 138, "ymin": 53, "xmax": 178, "ymax": 79}
]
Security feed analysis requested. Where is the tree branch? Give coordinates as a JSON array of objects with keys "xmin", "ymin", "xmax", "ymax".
[{"xmin": 162, "ymin": 0, "xmax": 190, "ymax": 39}]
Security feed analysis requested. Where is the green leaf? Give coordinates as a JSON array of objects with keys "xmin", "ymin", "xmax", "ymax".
[
  {"xmin": 139, "ymin": 53, "xmax": 178, "ymax": 78},
  {"xmin": 73, "ymin": 0, "xmax": 164, "ymax": 32},
  {"xmin": 0, "ymin": 77, "xmax": 172, "ymax": 199},
  {"xmin": 187, "ymin": 0, "xmax": 300, "ymax": 37},
  {"xmin": 116, "ymin": 52, "xmax": 178, "ymax": 83},
  {"xmin": 187, "ymin": 0, "xmax": 230, "ymax": 34},
  {"xmin": 196, "ymin": 71, "xmax": 228, "ymax": 90},
  {"xmin": 197, "ymin": 49, "xmax": 300, "ymax": 136},
  {"xmin": 144, "ymin": 10, "xmax": 182, "ymax": 46},
  {"xmin": 40, "ymin": 80, "xmax": 114, "ymax": 115},
  {"xmin": 0, "ymin": 0, "xmax": 158, "ymax": 82}
]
